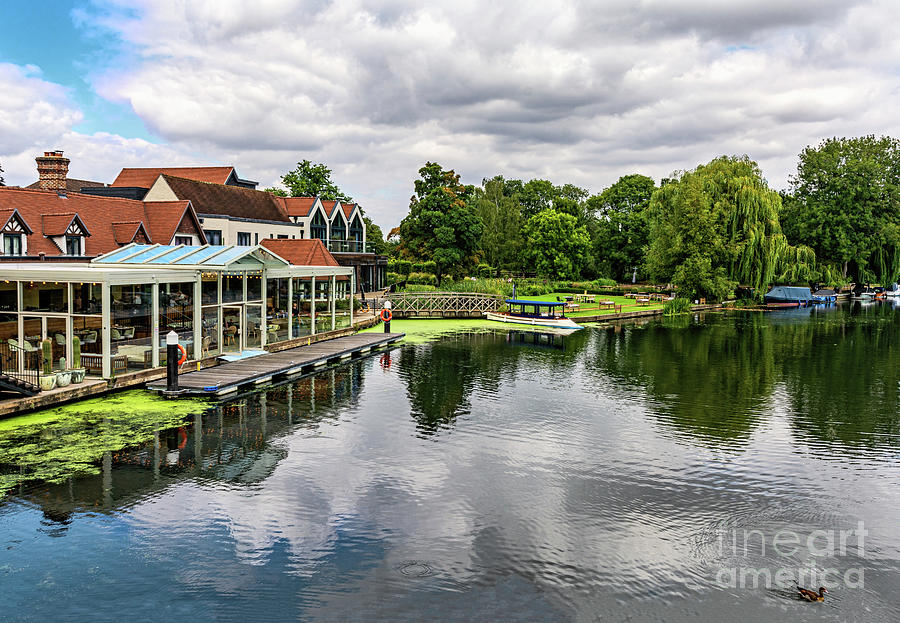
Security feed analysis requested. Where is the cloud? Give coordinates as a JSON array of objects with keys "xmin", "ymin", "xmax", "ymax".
[{"xmin": 5, "ymin": 0, "xmax": 900, "ymax": 227}]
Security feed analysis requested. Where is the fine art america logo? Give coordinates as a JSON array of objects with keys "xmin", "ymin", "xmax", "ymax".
[{"xmin": 715, "ymin": 522, "xmax": 867, "ymax": 590}]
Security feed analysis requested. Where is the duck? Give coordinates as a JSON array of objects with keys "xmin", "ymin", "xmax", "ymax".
[{"xmin": 796, "ymin": 583, "xmax": 828, "ymax": 602}]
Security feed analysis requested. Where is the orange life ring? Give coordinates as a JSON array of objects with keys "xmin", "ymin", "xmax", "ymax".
[
  {"xmin": 176, "ymin": 343, "xmax": 187, "ymax": 365},
  {"xmin": 177, "ymin": 427, "xmax": 188, "ymax": 449},
  {"xmin": 380, "ymin": 308, "xmax": 393, "ymax": 323},
  {"xmin": 379, "ymin": 353, "xmax": 391, "ymax": 369}
]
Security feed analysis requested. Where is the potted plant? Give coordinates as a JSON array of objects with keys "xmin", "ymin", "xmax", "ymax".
[
  {"xmin": 70, "ymin": 336, "xmax": 85, "ymax": 383},
  {"xmin": 39, "ymin": 339, "xmax": 56, "ymax": 391},
  {"xmin": 55, "ymin": 356, "xmax": 71, "ymax": 387}
]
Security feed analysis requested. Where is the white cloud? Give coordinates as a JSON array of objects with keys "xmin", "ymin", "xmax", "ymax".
[{"xmin": 5, "ymin": 0, "xmax": 900, "ymax": 227}]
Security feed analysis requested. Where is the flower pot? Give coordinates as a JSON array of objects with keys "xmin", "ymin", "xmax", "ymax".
[
  {"xmin": 70, "ymin": 369, "xmax": 86, "ymax": 384},
  {"xmin": 55, "ymin": 371, "xmax": 72, "ymax": 387},
  {"xmin": 39, "ymin": 374, "xmax": 57, "ymax": 391}
]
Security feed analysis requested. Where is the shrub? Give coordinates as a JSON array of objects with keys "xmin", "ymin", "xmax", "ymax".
[
  {"xmin": 403, "ymin": 284, "xmax": 436, "ymax": 292},
  {"xmin": 386, "ymin": 271, "xmax": 403, "ymax": 285},
  {"xmin": 593, "ymin": 277, "xmax": 617, "ymax": 288},
  {"xmin": 397, "ymin": 259, "xmax": 413, "ymax": 276},
  {"xmin": 663, "ymin": 297, "xmax": 693, "ymax": 316},
  {"xmin": 407, "ymin": 272, "xmax": 437, "ymax": 286},
  {"xmin": 476, "ymin": 263, "xmax": 494, "ymax": 278}
]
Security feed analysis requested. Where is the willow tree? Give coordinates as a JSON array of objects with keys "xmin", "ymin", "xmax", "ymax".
[{"xmin": 647, "ymin": 156, "xmax": 815, "ymax": 300}]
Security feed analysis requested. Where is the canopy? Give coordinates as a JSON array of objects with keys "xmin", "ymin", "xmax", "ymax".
[{"xmin": 505, "ymin": 299, "xmax": 565, "ymax": 307}]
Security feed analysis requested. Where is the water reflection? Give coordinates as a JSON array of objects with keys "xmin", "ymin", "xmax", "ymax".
[{"xmin": 1, "ymin": 312, "xmax": 899, "ymax": 622}]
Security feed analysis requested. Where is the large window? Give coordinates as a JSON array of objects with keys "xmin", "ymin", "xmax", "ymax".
[
  {"xmin": 3, "ymin": 234, "xmax": 22, "ymax": 256},
  {"xmin": 237, "ymin": 232, "xmax": 251, "ymax": 246},
  {"xmin": 111, "ymin": 284, "xmax": 153, "ymax": 370},
  {"xmin": 266, "ymin": 278, "xmax": 289, "ymax": 344},
  {"xmin": 204, "ymin": 229, "xmax": 222, "ymax": 245},
  {"xmin": 174, "ymin": 236, "xmax": 193, "ymax": 246},
  {"xmin": 310, "ymin": 211, "xmax": 327, "ymax": 241}
]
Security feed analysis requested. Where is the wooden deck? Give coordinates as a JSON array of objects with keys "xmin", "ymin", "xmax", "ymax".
[{"xmin": 147, "ymin": 332, "xmax": 404, "ymax": 397}]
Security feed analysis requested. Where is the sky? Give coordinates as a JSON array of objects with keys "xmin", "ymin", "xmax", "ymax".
[{"xmin": 1, "ymin": 0, "xmax": 899, "ymax": 228}]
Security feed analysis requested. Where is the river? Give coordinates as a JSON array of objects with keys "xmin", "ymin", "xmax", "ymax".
[{"xmin": 1, "ymin": 304, "xmax": 899, "ymax": 622}]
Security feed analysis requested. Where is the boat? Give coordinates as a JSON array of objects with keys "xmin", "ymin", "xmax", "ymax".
[
  {"xmin": 763, "ymin": 286, "xmax": 813, "ymax": 308},
  {"xmin": 486, "ymin": 299, "xmax": 583, "ymax": 330},
  {"xmin": 851, "ymin": 285, "xmax": 879, "ymax": 300},
  {"xmin": 812, "ymin": 288, "xmax": 838, "ymax": 304}
]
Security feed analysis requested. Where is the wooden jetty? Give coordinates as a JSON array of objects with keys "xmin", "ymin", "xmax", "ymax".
[{"xmin": 147, "ymin": 332, "xmax": 404, "ymax": 397}]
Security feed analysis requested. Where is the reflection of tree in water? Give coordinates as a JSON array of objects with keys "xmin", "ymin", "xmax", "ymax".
[
  {"xmin": 2, "ymin": 363, "xmax": 367, "ymax": 519},
  {"xmin": 590, "ymin": 313, "xmax": 777, "ymax": 446},
  {"xmin": 397, "ymin": 329, "xmax": 591, "ymax": 435},
  {"xmin": 777, "ymin": 304, "xmax": 900, "ymax": 450}
]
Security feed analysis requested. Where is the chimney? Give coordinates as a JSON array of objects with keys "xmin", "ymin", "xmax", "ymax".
[{"xmin": 35, "ymin": 150, "xmax": 70, "ymax": 193}]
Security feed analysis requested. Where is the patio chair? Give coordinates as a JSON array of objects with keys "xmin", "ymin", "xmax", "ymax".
[
  {"xmin": 202, "ymin": 335, "xmax": 211, "ymax": 357},
  {"xmin": 111, "ymin": 329, "xmax": 122, "ymax": 341},
  {"xmin": 55, "ymin": 333, "xmax": 66, "ymax": 346},
  {"xmin": 82, "ymin": 331, "xmax": 97, "ymax": 345}
]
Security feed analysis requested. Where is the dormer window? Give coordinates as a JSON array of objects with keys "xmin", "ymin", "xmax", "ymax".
[
  {"xmin": 65, "ymin": 235, "xmax": 83, "ymax": 256},
  {"xmin": 3, "ymin": 234, "xmax": 22, "ymax": 256}
]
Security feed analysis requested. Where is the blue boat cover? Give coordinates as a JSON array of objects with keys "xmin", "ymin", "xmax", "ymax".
[
  {"xmin": 505, "ymin": 299, "xmax": 565, "ymax": 306},
  {"xmin": 764, "ymin": 286, "xmax": 813, "ymax": 301}
]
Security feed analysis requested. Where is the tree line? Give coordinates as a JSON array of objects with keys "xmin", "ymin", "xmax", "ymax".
[{"xmin": 394, "ymin": 135, "xmax": 900, "ymax": 299}]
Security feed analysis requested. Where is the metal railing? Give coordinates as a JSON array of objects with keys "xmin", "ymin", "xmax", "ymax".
[
  {"xmin": 328, "ymin": 240, "xmax": 366, "ymax": 253},
  {"xmin": 0, "ymin": 341, "xmax": 41, "ymax": 388}
]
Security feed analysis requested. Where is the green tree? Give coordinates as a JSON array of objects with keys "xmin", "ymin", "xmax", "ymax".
[
  {"xmin": 646, "ymin": 156, "xmax": 815, "ymax": 301},
  {"xmin": 588, "ymin": 174, "xmax": 656, "ymax": 282},
  {"xmin": 0, "ymin": 161, "xmax": 4, "ymax": 186},
  {"xmin": 473, "ymin": 176, "xmax": 525, "ymax": 272},
  {"xmin": 784, "ymin": 135, "xmax": 900, "ymax": 284},
  {"xmin": 271, "ymin": 159, "xmax": 352, "ymax": 201},
  {"xmin": 362, "ymin": 217, "xmax": 387, "ymax": 255},
  {"xmin": 399, "ymin": 162, "xmax": 482, "ymax": 284},
  {"xmin": 522, "ymin": 209, "xmax": 591, "ymax": 279}
]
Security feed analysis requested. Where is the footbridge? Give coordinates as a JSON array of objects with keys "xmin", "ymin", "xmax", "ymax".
[{"xmin": 384, "ymin": 292, "xmax": 503, "ymax": 318}]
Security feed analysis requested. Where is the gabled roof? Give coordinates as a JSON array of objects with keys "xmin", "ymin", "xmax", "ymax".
[
  {"xmin": 141, "ymin": 200, "xmax": 205, "ymax": 245},
  {"xmin": 111, "ymin": 222, "xmax": 143, "ymax": 244},
  {"xmin": 42, "ymin": 213, "xmax": 91, "ymax": 237},
  {"xmin": 157, "ymin": 175, "xmax": 290, "ymax": 223},
  {"xmin": 322, "ymin": 200, "xmax": 340, "ymax": 217},
  {"xmin": 341, "ymin": 202, "xmax": 358, "ymax": 220},
  {"xmin": 0, "ymin": 186, "xmax": 206, "ymax": 258},
  {"xmin": 0, "ymin": 209, "xmax": 33, "ymax": 234},
  {"xmin": 280, "ymin": 196, "xmax": 318, "ymax": 217},
  {"xmin": 112, "ymin": 167, "xmax": 237, "ymax": 188},
  {"xmin": 259, "ymin": 238, "xmax": 340, "ymax": 267}
]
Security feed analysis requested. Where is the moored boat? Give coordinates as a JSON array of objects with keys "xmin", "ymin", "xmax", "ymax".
[
  {"xmin": 812, "ymin": 288, "xmax": 838, "ymax": 304},
  {"xmin": 764, "ymin": 286, "xmax": 813, "ymax": 308},
  {"xmin": 486, "ymin": 299, "xmax": 583, "ymax": 330}
]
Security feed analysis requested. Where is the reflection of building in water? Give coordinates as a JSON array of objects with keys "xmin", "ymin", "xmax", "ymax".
[
  {"xmin": 7, "ymin": 363, "xmax": 366, "ymax": 519},
  {"xmin": 505, "ymin": 330, "xmax": 567, "ymax": 350}
]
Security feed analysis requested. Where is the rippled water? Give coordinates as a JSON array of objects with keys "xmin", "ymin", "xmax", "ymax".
[{"xmin": 2, "ymin": 304, "xmax": 900, "ymax": 622}]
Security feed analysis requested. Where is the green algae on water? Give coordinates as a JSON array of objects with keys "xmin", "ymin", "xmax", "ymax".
[
  {"xmin": 361, "ymin": 318, "xmax": 505, "ymax": 344},
  {"xmin": 0, "ymin": 391, "xmax": 210, "ymax": 497}
]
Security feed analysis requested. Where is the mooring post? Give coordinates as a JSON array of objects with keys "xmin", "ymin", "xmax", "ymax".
[
  {"xmin": 382, "ymin": 300, "xmax": 391, "ymax": 333},
  {"xmin": 166, "ymin": 330, "xmax": 179, "ymax": 392}
]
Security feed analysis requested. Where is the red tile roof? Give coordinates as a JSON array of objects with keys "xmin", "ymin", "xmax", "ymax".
[
  {"xmin": 341, "ymin": 202, "xmax": 356, "ymax": 220},
  {"xmin": 260, "ymin": 238, "xmax": 340, "ymax": 267},
  {"xmin": 111, "ymin": 222, "xmax": 142, "ymax": 244},
  {"xmin": 42, "ymin": 213, "xmax": 88, "ymax": 236},
  {"xmin": 158, "ymin": 175, "xmax": 290, "ymax": 222},
  {"xmin": 111, "ymin": 167, "xmax": 236, "ymax": 188},
  {"xmin": 0, "ymin": 186, "xmax": 205, "ymax": 258},
  {"xmin": 25, "ymin": 178, "xmax": 106, "ymax": 192},
  {"xmin": 322, "ymin": 200, "xmax": 340, "ymax": 217},
  {"xmin": 280, "ymin": 196, "xmax": 317, "ymax": 217}
]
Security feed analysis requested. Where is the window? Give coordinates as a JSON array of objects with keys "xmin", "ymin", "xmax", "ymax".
[
  {"xmin": 65, "ymin": 235, "xmax": 82, "ymax": 256},
  {"xmin": 3, "ymin": 234, "xmax": 22, "ymax": 256},
  {"xmin": 237, "ymin": 232, "xmax": 251, "ymax": 246},
  {"xmin": 277, "ymin": 234, "xmax": 289, "ymax": 239},
  {"xmin": 254, "ymin": 233, "xmax": 259, "ymax": 244},
  {"xmin": 174, "ymin": 236, "xmax": 193, "ymax": 246},
  {"xmin": 204, "ymin": 229, "xmax": 222, "ymax": 245}
]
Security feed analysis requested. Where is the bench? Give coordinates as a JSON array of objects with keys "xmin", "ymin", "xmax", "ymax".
[{"xmin": 81, "ymin": 353, "xmax": 128, "ymax": 374}]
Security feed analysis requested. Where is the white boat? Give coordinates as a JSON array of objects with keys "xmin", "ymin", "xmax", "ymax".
[
  {"xmin": 486, "ymin": 299, "xmax": 583, "ymax": 331},
  {"xmin": 885, "ymin": 283, "xmax": 900, "ymax": 297}
]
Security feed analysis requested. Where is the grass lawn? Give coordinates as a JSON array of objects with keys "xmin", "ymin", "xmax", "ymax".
[{"xmin": 513, "ymin": 293, "xmax": 665, "ymax": 316}]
